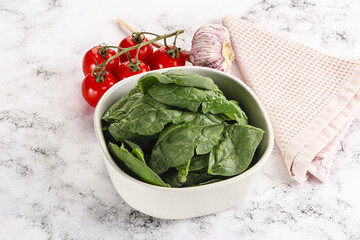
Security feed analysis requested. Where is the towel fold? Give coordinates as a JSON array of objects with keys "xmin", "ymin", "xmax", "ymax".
[{"xmin": 222, "ymin": 14, "xmax": 360, "ymax": 183}]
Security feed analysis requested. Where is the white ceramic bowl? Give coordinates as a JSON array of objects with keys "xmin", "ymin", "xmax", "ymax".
[{"xmin": 94, "ymin": 66, "xmax": 274, "ymax": 219}]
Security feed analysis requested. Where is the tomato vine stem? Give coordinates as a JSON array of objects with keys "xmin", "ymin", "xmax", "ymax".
[{"xmin": 93, "ymin": 29, "xmax": 184, "ymax": 83}]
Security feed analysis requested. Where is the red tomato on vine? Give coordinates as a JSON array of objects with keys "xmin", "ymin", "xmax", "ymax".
[
  {"xmin": 149, "ymin": 46, "xmax": 185, "ymax": 70},
  {"xmin": 114, "ymin": 59, "xmax": 149, "ymax": 81},
  {"xmin": 118, "ymin": 34, "xmax": 153, "ymax": 65},
  {"xmin": 82, "ymin": 46, "xmax": 119, "ymax": 76},
  {"xmin": 81, "ymin": 72, "xmax": 117, "ymax": 107}
]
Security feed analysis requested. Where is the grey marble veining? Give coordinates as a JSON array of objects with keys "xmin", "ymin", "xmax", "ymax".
[{"xmin": 0, "ymin": 0, "xmax": 359, "ymax": 239}]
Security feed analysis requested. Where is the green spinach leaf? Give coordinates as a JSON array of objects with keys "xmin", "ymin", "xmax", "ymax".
[
  {"xmin": 149, "ymin": 123, "xmax": 202, "ymax": 174},
  {"xmin": 163, "ymin": 70, "xmax": 221, "ymax": 92},
  {"xmin": 188, "ymin": 154, "xmax": 209, "ymax": 172},
  {"xmin": 161, "ymin": 168, "xmax": 214, "ymax": 187},
  {"xmin": 196, "ymin": 124, "xmax": 224, "ymax": 155},
  {"xmin": 183, "ymin": 170, "xmax": 217, "ymax": 187},
  {"xmin": 108, "ymin": 95, "xmax": 184, "ymax": 136},
  {"xmin": 176, "ymin": 160, "xmax": 191, "ymax": 183},
  {"xmin": 161, "ymin": 168, "xmax": 184, "ymax": 188},
  {"xmin": 138, "ymin": 70, "xmax": 221, "ymax": 94},
  {"xmin": 108, "ymin": 142, "xmax": 169, "ymax": 187},
  {"xmin": 102, "ymin": 91, "xmax": 144, "ymax": 122},
  {"xmin": 208, "ymin": 124, "xmax": 264, "ymax": 176},
  {"xmin": 149, "ymin": 122, "xmax": 224, "ymax": 174},
  {"xmin": 148, "ymin": 82, "xmax": 208, "ymax": 112},
  {"xmin": 148, "ymin": 82, "xmax": 247, "ymax": 124},
  {"xmin": 123, "ymin": 140, "xmax": 145, "ymax": 163},
  {"xmin": 108, "ymin": 126, "xmax": 158, "ymax": 152}
]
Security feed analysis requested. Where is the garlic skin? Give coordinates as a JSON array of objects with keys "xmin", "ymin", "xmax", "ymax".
[{"xmin": 188, "ymin": 24, "xmax": 235, "ymax": 72}]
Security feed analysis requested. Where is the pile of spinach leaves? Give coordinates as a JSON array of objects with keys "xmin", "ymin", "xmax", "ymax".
[{"xmin": 102, "ymin": 70, "xmax": 264, "ymax": 187}]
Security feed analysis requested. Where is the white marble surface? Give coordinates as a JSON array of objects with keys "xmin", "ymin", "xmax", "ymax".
[{"xmin": 1, "ymin": 0, "xmax": 360, "ymax": 239}]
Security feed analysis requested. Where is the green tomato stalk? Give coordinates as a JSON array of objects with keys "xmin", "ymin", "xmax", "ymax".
[{"xmin": 93, "ymin": 29, "xmax": 184, "ymax": 83}]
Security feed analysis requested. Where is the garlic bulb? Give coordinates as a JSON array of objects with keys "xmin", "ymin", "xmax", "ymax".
[{"xmin": 188, "ymin": 24, "xmax": 235, "ymax": 72}]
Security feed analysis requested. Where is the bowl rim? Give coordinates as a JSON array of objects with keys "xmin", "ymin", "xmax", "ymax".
[{"xmin": 94, "ymin": 66, "xmax": 274, "ymax": 192}]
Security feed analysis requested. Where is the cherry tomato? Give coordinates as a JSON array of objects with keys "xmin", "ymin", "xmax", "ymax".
[
  {"xmin": 149, "ymin": 46, "xmax": 186, "ymax": 70},
  {"xmin": 118, "ymin": 35, "xmax": 153, "ymax": 65},
  {"xmin": 81, "ymin": 72, "xmax": 117, "ymax": 107},
  {"xmin": 82, "ymin": 46, "xmax": 119, "ymax": 76},
  {"xmin": 115, "ymin": 59, "xmax": 149, "ymax": 81}
]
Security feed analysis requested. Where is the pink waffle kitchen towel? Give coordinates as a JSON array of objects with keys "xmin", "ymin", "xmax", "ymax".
[{"xmin": 222, "ymin": 14, "xmax": 360, "ymax": 183}]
